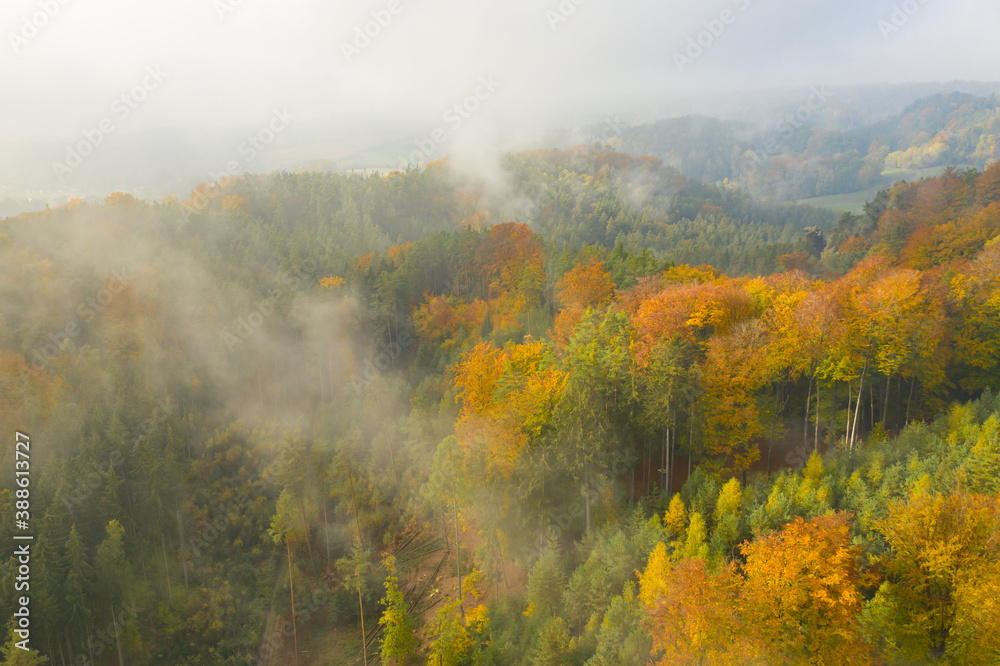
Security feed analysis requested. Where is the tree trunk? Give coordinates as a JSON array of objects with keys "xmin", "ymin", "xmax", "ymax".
[
  {"xmin": 87, "ymin": 623, "xmax": 95, "ymax": 664},
  {"xmin": 882, "ymin": 374, "xmax": 892, "ymax": 427},
  {"xmin": 804, "ymin": 371, "xmax": 814, "ymax": 453},
  {"xmin": 906, "ymin": 376, "xmax": 917, "ymax": 425},
  {"xmin": 870, "ymin": 381, "xmax": 875, "ymax": 431},
  {"xmin": 850, "ymin": 358, "xmax": 870, "ymax": 453},
  {"xmin": 830, "ymin": 382, "xmax": 836, "ymax": 447},
  {"xmin": 177, "ymin": 509, "xmax": 189, "ymax": 594},
  {"xmin": 358, "ymin": 584, "xmax": 368, "ymax": 666},
  {"xmin": 286, "ymin": 538, "xmax": 299, "ymax": 665},
  {"xmin": 814, "ymin": 382, "xmax": 821, "ymax": 454},
  {"xmin": 161, "ymin": 532, "xmax": 173, "ymax": 606},
  {"xmin": 298, "ymin": 496, "xmax": 317, "ymax": 577},
  {"xmin": 768, "ymin": 383, "xmax": 780, "ymax": 475},
  {"xmin": 454, "ymin": 497, "xmax": 463, "ymax": 620},
  {"xmin": 845, "ymin": 382, "xmax": 852, "ymax": 446},
  {"xmin": 348, "ymin": 467, "xmax": 362, "ymax": 544},
  {"xmin": 896, "ymin": 374, "xmax": 904, "ymax": 431},
  {"xmin": 113, "ymin": 605, "xmax": 125, "ymax": 666},
  {"xmin": 323, "ymin": 495, "xmax": 331, "ymax": 576},
  {"xmin": 382, "ymin": 416, "xmax": 400, "ymax": 497}
]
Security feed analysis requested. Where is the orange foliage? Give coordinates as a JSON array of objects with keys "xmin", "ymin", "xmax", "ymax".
[
  {"xmin": 453, "ymin": 342, "xmax": 508, "ymax": 416},
  {"xmin": 556, "ymin": 258, "xmax": 614, "ymax": 310},
  {"xmin": 741, "ymin": 513, "xmax": 869, "ymax": 663}
]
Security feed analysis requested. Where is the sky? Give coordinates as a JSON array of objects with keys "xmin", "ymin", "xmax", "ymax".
[{"xmin": 0, "ymin": 0, "xmax": 997, "ymax": 171}]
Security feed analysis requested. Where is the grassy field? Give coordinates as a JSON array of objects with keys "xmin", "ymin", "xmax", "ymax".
[
  {"xmin": 800, "ymin": 164, "xmax": 981, "ymax": 214},
  {"xmin": 798, "ymin": 189, "xmax": 881, "ymax": 215}
]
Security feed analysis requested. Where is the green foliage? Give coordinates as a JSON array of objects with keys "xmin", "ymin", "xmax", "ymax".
[
  {"xmin": 427, "ymin": 599, "xmax": 472, "ymax": 666},
  {"xmin": 379, "ymin": 555, "xmax": 418, "ymax": 664},
  {"xmin": 1, "ymin": 622, "xmax": 48, "ymax": 665},
  {"xmin": 527, "ymin": 547, "xmax": 565, "ymax": 617}
]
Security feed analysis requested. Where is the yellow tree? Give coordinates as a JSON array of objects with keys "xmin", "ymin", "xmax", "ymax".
[
  {"xmin": 876, "ymin": 492, "xmax": 1000, "ymax": 660},
  {"xmin": 740, "ymin": 513, "xmax": 869, "ymax": 664}
]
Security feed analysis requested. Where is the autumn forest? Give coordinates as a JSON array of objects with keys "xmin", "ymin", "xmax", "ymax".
[{"xmin": 2, "ymin": 148, "xmax": 1000, "ymax": 665}]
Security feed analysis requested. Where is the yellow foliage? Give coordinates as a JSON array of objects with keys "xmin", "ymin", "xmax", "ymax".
[
  {"xmin": 715, "ymin": 478, "xmax": 743, "ymax": 523},
  {"xmin": 664, "ymin": 493, "xmax": 687, "ymax": 536},
  {"xmin": 320, "ymin": 275, "xmax": 346, "ymax": 289},
  {"xmin": 638, "ymin": 542, "xmax": 671, "ymax": 608}
]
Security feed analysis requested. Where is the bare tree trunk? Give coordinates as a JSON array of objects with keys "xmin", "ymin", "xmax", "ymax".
[
  {"xmin": 845, "ymin": 382, "xmax": 852, "ymax": 445},
  {"xmin": 830, "ymin": 382, "xmax": 836, "ymax": 447},
  {"xmin": 815, "ymin": 382, "xmax": 821, "ymax": 454},
  {"xmin": 768, "ymin": 383, "xmax": 780, "ymax": 474},
  {"xmin": 882, "ymin": 374, "xmax": 892, "ymax": 427},
  {"xmin": 906, "ymin": 376, "xmax": 917, "ymax": 425},
  {"xmin": 454, "ymin": 497, "xmax": 464, "ymax": 620},
  {"xmin": 358, "ymin": 585, "xmax": 368, "ymax": 666},
  {"xmin": 161, "ymin": 532, "xmax": 173, "ymax": 606},
  {"xmin": 804, "ymin": 371, "xmax": 814, "ymax": 453},
  {"xmin": 286, "ymin": 538, "xmax": 299, "ymax": 666},
  {"xmin": 177, "ymin": 509, "xmax": 189, "ymax": 594},
  {"xmin": 896, "ymin": 374, "xmax": 904, "ymax": 431},
  {"xmin": 348, "ymin": 467, "xmax": 362, "ymax": 544},
  {"xmin": 323, "ymin": 495, "xmax": 331, "ymax": 576},
  {"xmin": 851, "ymin": 359, "xmax": 870, "ymax": 453},
  {"xmin": 870, "ymin": 381, "xmax": 875, "ymax": 431},
  {"xmin": 382, "ymin": 416, "xmax": 400, "ymax": 497},
  {"xmin": 112, "ymin": 605, "xmax": 125, "ymax": 666},
  {"xmin": 298, "ymin": 497, "xmax": 317, "ymax": 577}
]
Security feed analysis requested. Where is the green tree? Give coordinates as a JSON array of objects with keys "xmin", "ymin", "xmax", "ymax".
[
  {"xmin": 1, "ymin": 621, "xmax": 48, "ymax": 665},
  {"xmin": 379, "ymin": 555, "xmax": 417, "ymax": 664}
]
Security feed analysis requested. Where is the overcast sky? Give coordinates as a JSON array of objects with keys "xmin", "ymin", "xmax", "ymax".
[{"xmin": 1, "ymin": 0, "xmax": 997, "ymax": 146}]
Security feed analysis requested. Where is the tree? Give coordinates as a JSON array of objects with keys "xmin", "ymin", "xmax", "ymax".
[
  {"xmin": 379, "ymin": 555, "xmax": 417, "ymax": 664},
  {"xmin": 338, "ymin": 541, "xmax": 375, "ymax": 666},
  {"xmin": 876, "ymin": 492, "xmax": 1000, "ymax": 660},
  {"xmin": 663, "ymin": 494, "xmax": 687, "ymax": 537},
  {"xmin": 675, "ymin": 512, "xmax": 708, "ymax": 561},
  {"xmin": 531, "ymin": 616, "xmax": 572, "ymax": 666},
  {"xmin": 740, "ymin": 513, "xmax": 868, "ymax": 663},
  {"xmin": 63, "ymin": 525, "xmax": 93, "ymax": 650},
  {"xmin": 1, "ymin": 621, "xmax": 48, "ymax": 665},
  {"xmin": 268, "ymin": 507, "xmax": 300, "ymax": 665},
  {"xmin": 642, "ymin": 557, "xmax": 760, "ymax": 664},
  {"xmin": 427, "ymin": 599, "xmax": 472, "ymax": 666}
]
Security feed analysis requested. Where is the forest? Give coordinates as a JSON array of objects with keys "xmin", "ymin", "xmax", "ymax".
[
  {"xmin": 1, "ymin": 150, "xmax": 1000, "ymax": 665},
  {"xmin": 605, "ymin": 92, "xmax": 1000, "ymax": 201}
]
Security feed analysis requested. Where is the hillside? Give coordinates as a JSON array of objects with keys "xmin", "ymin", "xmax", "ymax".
[
  {"xmin": 1, "ymin": 161, "xmax": 999, "ymax": 664},
  {"xmin": 604, "ymin": 93, "xmax": 1000, "ymax": 204}
]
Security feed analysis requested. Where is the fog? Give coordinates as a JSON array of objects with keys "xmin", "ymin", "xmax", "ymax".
[{"xmin": 1, "ymin": 0, "xmax": 998, "ymax": 204}]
